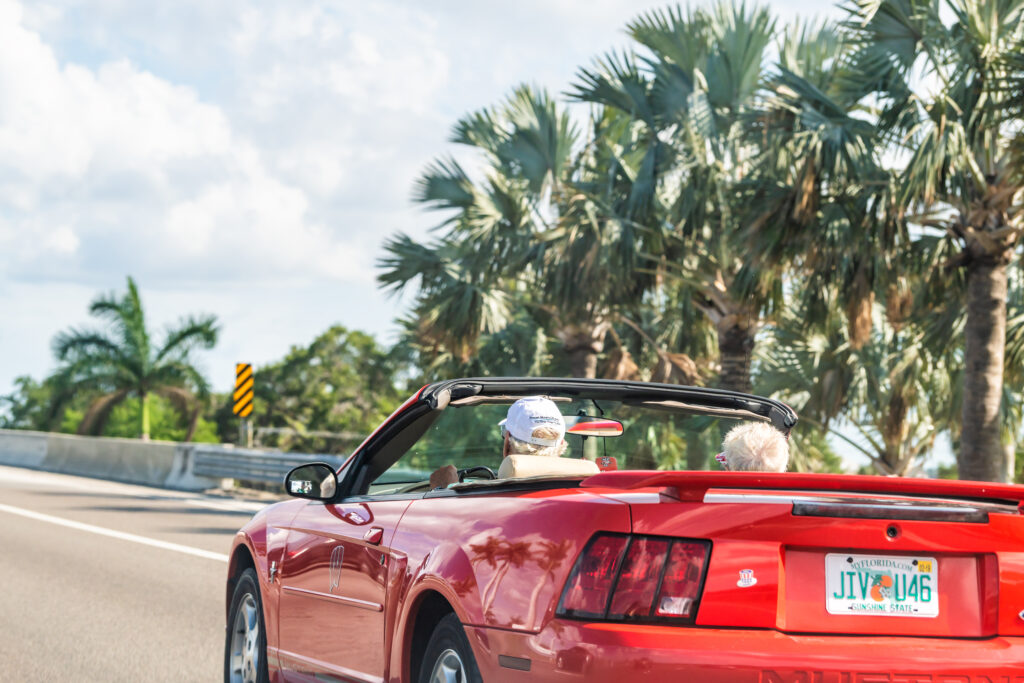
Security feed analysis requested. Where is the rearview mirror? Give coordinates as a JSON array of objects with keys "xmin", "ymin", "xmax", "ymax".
[
  {"xmin": 564, "ymin": 416, "xmax": 624, "ymax": 437},
  {"xmin": 284, "ymin": 463, "xmax": 338, "ymax": 501}
]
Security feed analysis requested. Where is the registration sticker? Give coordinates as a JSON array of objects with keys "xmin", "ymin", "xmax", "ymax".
[{"xmin": 825, "ymin": 553, "xmax": 938, "ymax": 617}]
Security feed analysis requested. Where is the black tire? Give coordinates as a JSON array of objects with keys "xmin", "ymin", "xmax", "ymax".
[
  {"xmin": 418, "ymin": 613, "xmax": 484, "ymax": 683},
  {"xmin": 224, "ymin": 568, "xmax": 269, "ymax": 683}
]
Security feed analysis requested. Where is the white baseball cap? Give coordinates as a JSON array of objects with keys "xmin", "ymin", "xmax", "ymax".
[{"xmin": 499, "ymin": 396, "xmax": 566, "ymax": 447}]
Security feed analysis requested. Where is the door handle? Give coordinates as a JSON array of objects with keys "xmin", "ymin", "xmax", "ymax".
[{"xmin": 363, "ymin": 527, "xmax": 384, "ymax": 545}]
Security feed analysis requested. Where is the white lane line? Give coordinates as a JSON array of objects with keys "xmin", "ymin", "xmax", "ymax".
[
  {"xmin": 0, "ymin": 466, "xmax": 267, "ymax": 513},
  {"xmin": 183, "ymin": 498, "xmax": 266, "ymax": 513},
  {"xmin": 0, "ymin": 502, "xmax": 229, "ymax": 563}
]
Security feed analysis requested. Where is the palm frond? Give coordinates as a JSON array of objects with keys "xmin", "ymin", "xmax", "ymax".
[
  {"xmin": 77, "ymin": 389, "xmax": 132, "ymax": 436},
  {"xmin": 450, "ymin": 106, "xmax": 506, "ymax": 157},
  {"xmin": 413, "ymin": 157, "xmax": 476, "ymax": 212},
  {"xmin": 568, "ymin": 51, "xmax": 657, "ymax": 127},
  {"xmin": 627, "ymin": 4, "xmax": 711, "ymax": 74},
  {"xmin": 498, "ymin": 86, "xmax": 580, "ymax": 193},
  {"xmin": 155, "ymin": 315, "xmax": 218, "ymax": 363},
  {"xmin": 376, "ymin": 234, "xmax": 450, "ymax": 294},
  {"xmin": 154, "ymin": 385, "xmax": 201, "ymax": 441},
  {"xmin": 150, "ymin": 361, "xmax": 211, "ymax": 397},
  {"xmin": 51, "ymin": 329, "xmax": 121, "ymax": 363}
]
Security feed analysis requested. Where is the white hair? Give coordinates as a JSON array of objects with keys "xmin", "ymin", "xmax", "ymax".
[
  {"xmin": 507, "ymin": 426, "xmax": 568, "ymax": 457},
  {"xmin": 721, "ymin": 422, "xmax": 789, "ymax": 472}
]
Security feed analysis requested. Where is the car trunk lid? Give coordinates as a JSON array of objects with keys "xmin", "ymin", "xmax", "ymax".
[{"xmin": 582, "ymin": 471, "xmax": 1024, "ymax": 638}]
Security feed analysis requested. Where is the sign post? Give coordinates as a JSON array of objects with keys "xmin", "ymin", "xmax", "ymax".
[{"xmin": 233, "ymin": 363, "xmax": 254, "ymax": 447}]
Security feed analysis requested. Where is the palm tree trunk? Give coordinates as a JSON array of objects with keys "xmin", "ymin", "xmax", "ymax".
[
  {"xmin": 184, "ymin": 407, "xmax": 200, "ymax": 442},
  {"xmin": 960, "ymin": 259, "xmax": 1008, "ymax": 482},
  {"xmin": 717, "ymin": 317, "xmax": 755, "ymax": 393},
  {"xmin": 567, "ymin": 347, "xmax": 599, "ymax": 379},
  {"xmin": 140, "ymin": 391, "xmax": 151, "ymax": 441},
  {"xmin": 1001, "ymin": 440, "xmax": 1015, "ymax": 484},
  {"xmin": 557, "ymin": 321, "xmax": 610, "ymax": 379},
  {"xmin": 481, "ymin": 562, "xmax": 510, "ymax": 616},
  {"xmin": 525, "ymin": 573, "xmax": 550, "ymax": 628}
]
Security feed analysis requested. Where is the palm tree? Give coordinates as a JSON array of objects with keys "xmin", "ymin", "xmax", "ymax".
[
  {"xmin": 380, "ymin": 87, "xmax": 654, "ymax": 378},
  {"xmin": 838, "ymin": 0, "xmax": 1024, "ymax": 481},
  {"xmin": 378, "ymin": 89, "xmax": 558, "ymax": 369},
  {"xmin": 51, "ymin": 277, "xmax": 218, "ymax": 440},
  {"xmin": 378, "ymin": 233, "xmax": 514, "ymax": 366},
  {"xmin": 743, "ymin": 19, "xmax": 905, "ymax": 352},
  {"xmin": 525, "ymin": 539, "xmax": 572, "ymax": 626},
  {"xmin": 916, "ymin": 249, "xmax": 1024, "ymax": 480},
  {"xmin": 757, "ymin": 285, "xmax": 952, "ymax": 475},
  {"xmin": 570, "ymin": 2, "xmax": 783, "ymax": 392},
  {"xmin": 480, "ymin": 539, "xmax": 533, "ymax": 616},
  {"xmin": 532, "ymin": 103, "xmax": 665, "ymax": 377},
  {"xmin": 395, "ymin": 310, "xmax": 552, "ymax": 382}
]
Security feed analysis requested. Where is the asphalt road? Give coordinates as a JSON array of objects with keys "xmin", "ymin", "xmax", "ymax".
[{"xmin": 0, "ymin": 464, "xmax": 271, "ymax": 682}]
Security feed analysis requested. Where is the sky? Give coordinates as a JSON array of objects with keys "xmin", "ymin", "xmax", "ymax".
[{"xmin": 0, "ymin": 0, "xmax": 836, "ymax": 397}]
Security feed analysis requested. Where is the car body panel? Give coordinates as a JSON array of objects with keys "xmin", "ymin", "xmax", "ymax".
[
  {"xmin": 582, "ymin": 468, "xmax": 1024, "ymax": 503},
  {"xmin": 466, "ymin": 620, "xmax": 1024, "ymax": 682},
  {"xmin": 228, "ymin": 498, "xmax": 305, "ymax": 677},
  {"xmin": 626, "ymin": 487, "xmax": 1024, "ymax": 637},
  {"xmin": 378, "ymin": 488, "xmax": 632, "ymax": 682},
  {"xmin": 276, "ymin": 499, "xmax": 412, "ymax": 681},
  {"xmin": 390, "ymin": 490, "xmax": 631, "ymax": 630}
]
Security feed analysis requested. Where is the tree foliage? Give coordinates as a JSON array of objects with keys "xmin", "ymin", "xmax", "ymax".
[
  {"xmin": 379, "ymin": 0, "xmax": 1024, "ymax": 481},
  {"xmin": 49, "ymin": 277, "xmax": 218, "ymax": 441},
  {"xmin": 242, "ymin": 326, "xmax": 406, "ymax": 454}
]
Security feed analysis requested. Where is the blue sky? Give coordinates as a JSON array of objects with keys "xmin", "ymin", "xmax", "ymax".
[{"xmin": 0, "ymin": 0, "xmax": 838, "ymax": 397}]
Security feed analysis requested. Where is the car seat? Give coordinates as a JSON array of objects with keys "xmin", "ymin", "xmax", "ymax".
[{"xmin": 497, "ymin": 453, "xmax": 600, "ymax": 479}]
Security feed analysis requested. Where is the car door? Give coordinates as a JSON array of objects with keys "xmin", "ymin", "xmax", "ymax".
[{"xmin": 277, "ymin": 497, "xmax": 411, "ymax": 682}]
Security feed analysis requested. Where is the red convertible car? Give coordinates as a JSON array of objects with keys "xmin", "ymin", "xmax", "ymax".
[{"xmin": 224, "ymin": 378, "xmax": 1024, "ymax": 682}]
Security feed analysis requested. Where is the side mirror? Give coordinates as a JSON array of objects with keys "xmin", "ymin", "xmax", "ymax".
[{"xmin": 284, "ymin": 463, "xmax": 338, "ymax": 501}]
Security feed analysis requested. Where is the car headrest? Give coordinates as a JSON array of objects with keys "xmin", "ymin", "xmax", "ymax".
[{"xmin": 497, "ymin": 453, "xmax": 601, "ymax": 479}]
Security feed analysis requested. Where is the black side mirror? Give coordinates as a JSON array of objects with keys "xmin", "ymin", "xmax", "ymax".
[{"xmin": 284, "ymin": 463, "xmax": 338, "ymax": 501}]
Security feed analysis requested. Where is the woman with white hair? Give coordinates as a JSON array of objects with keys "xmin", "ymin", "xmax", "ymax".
[{"xmin": 715, "ymin": 422, "xmax": 790, "ymax": 473}]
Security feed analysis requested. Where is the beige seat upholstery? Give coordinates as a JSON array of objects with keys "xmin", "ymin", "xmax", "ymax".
[{"xmin": 497, "ymin": 454, "xmax": 600, "ymax": 479}]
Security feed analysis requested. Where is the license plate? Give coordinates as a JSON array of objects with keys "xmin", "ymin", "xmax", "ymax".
[{"xmin": 824, "ymin": 553, "xmax": 938, "ymax": 617}]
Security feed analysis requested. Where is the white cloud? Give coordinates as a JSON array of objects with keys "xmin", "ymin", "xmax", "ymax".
[
  {"xmin": 0, "ymin": 0, "xmax": 836, "ymax": 397},
  {"xmin": 0, "ymin": 0, "xmax": 385, "ymax": 288},
  {"xmin": 0, "ymin": 5, "xmax": 231, "ymax": 188},
  {"xmin": 43, "ymin": 226, "xmax": 79, "ymax": 254}
]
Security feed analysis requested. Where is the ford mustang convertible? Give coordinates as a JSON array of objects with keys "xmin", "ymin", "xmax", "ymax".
[{"xmin": 224, "ymin": 378, "xmax": 1024, "ymax": 682}]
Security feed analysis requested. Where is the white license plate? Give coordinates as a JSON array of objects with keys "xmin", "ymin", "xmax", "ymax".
[{"xmin": 824, "ymin": 553, "xmax": 938, "ymax": 617}]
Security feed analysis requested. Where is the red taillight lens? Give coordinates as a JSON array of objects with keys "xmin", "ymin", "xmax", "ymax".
[
  {"xmin": 607, "ymin": 537, "xmax": 670, "ymax": 618},
  {"xmin": 557, "ymin": 534, "xmax": 629, "ymax": 617},
  {"xmin": 654, "ymin": 541, "xmax": 708, "ymax": 618},
  {"xmin": 557, "ymin": 533, "xmax": 710, "ymax": 624}
]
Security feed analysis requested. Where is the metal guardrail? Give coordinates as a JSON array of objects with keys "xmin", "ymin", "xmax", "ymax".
[{"xmin": 192, "ymin": 445, "xmax": 345, "ymax": 484}]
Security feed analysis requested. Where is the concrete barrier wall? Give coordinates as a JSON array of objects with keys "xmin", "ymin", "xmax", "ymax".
[
  {"xmin": 0, "ymin": 429, "xmax": 221, "ymax": 491},
  {"xmin": 0, "ymin": 430, "xmax": 48, "ymax": 469}
]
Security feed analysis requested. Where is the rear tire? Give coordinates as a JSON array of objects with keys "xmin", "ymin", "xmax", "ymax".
[
  {"xmin": 225, "ymin": 568, "xmax": 269, "ymax": 683},
  {"xmin": 418, "ymin": 613, "xmax": 483, "ymax": 683}
]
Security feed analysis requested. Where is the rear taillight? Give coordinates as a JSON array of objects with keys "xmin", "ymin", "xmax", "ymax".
[
  {"xmin": 557, "ymin": 533, "xmax": 710, "ymax": 624},
  {"xmin": 556, "ymin": 534, "xmax": 628, "ymax": 618}
]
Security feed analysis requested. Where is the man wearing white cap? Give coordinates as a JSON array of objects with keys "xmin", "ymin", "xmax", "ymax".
[{"xmin": 429, "ymin": 396, "xmax": 568, "ymax": 488}]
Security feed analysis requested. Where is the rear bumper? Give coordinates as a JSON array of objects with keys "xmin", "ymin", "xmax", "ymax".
[{"xmin": 466, "ymin": 619, "xmax": 1024, "ymax": 682}]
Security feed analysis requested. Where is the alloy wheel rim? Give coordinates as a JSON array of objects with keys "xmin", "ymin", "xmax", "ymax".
[
  {"xmin": 429, "ymin": 648, "xmax": 466, "ymax": 683},
  {"xmin": 229, "ymin": 593, "xmax": 259, "ymax": 683}
]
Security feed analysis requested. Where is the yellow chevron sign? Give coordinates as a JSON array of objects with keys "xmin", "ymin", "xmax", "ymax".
[{"xmin": 233, "ymin": 363, "xmax": 254, "ymax": 417}]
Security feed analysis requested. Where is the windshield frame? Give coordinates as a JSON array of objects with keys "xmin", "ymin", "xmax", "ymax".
[{"xmin": 340, "ymin": 377, "xmax": 798, "ymax": 498}]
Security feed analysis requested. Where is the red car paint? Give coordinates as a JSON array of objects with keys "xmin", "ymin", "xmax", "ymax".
[{"xmin": 227, "ymin": 379, "xmax": 1024, "ymax": 682}]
